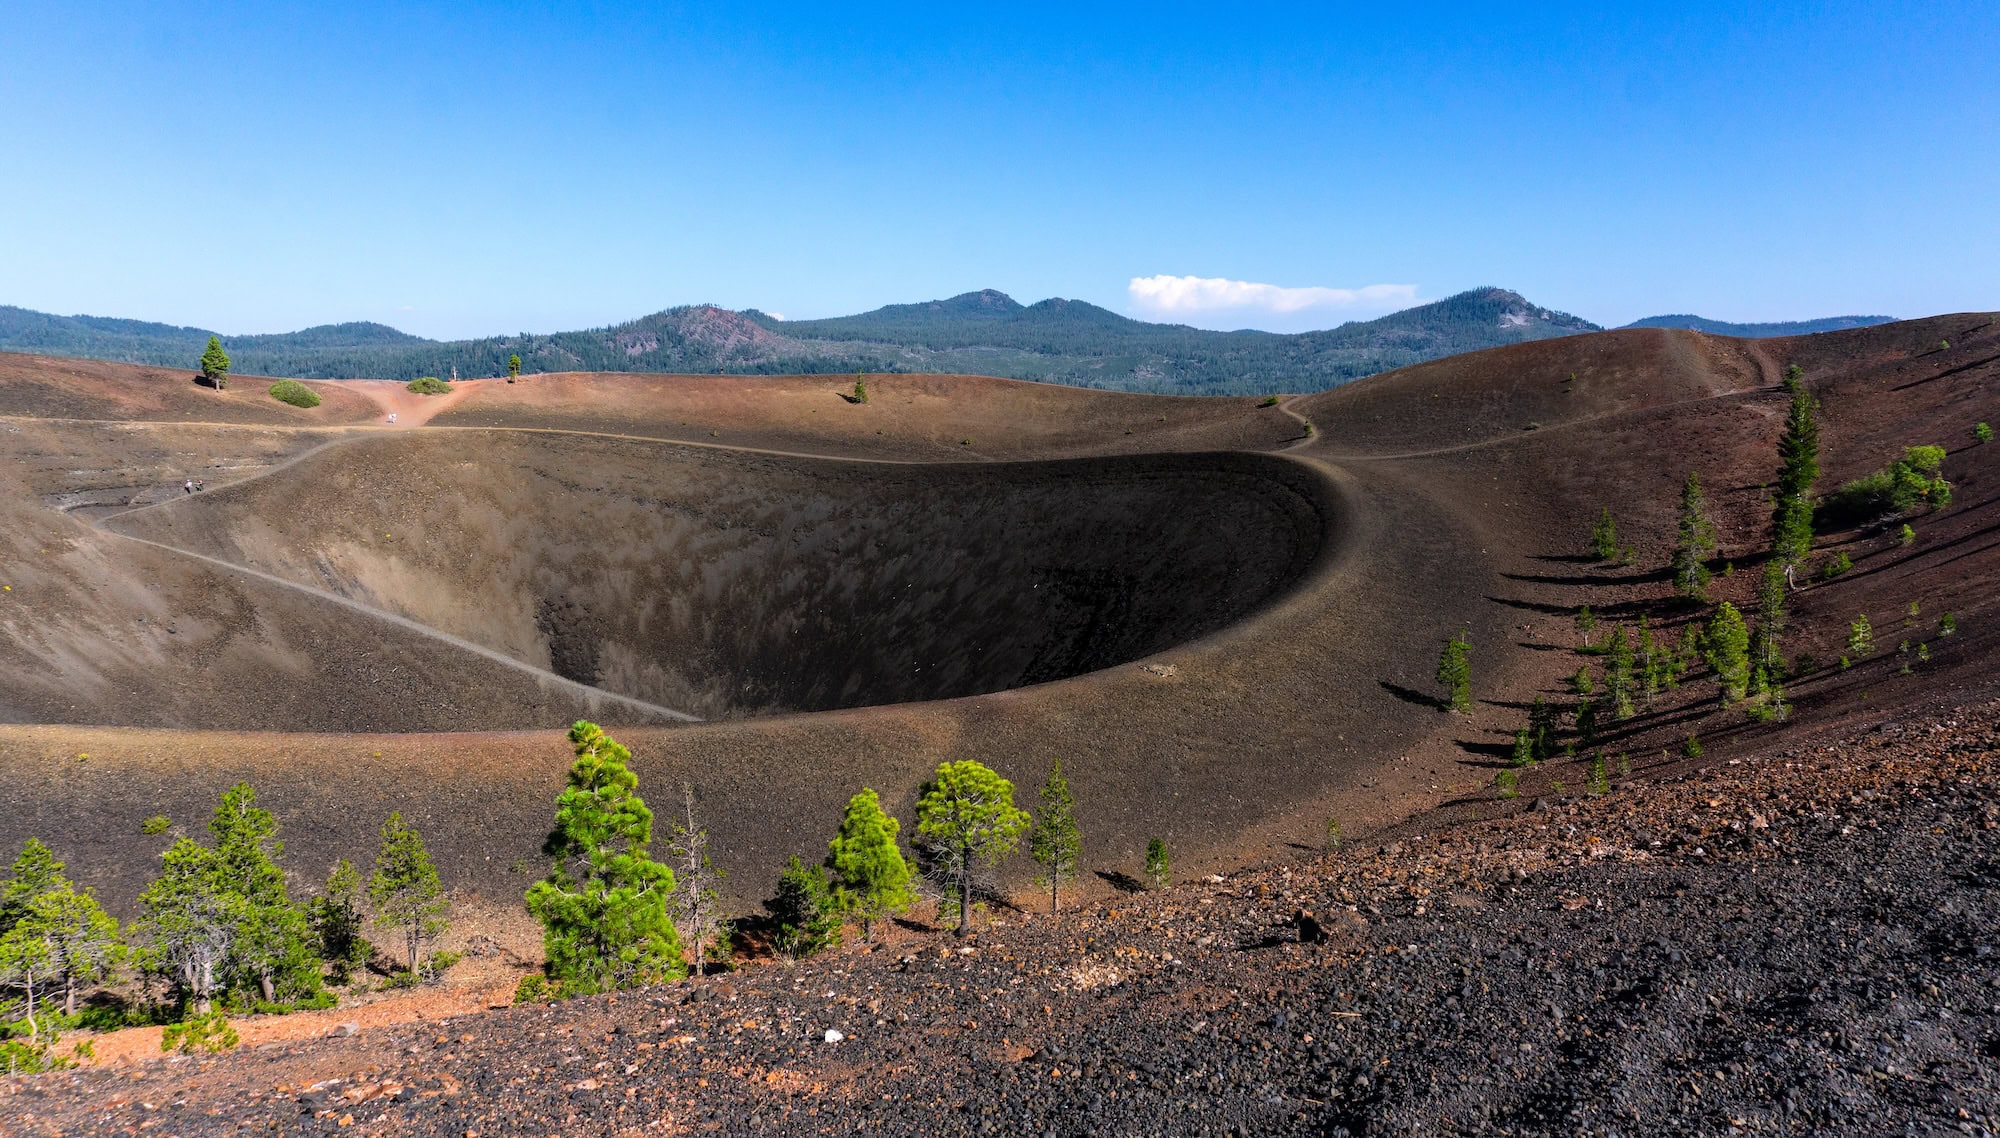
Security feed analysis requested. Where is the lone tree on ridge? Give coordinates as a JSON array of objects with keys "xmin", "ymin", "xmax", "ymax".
[{"xmin": 199, "ymin": 336, "xmax": 231, "ymax": 389}]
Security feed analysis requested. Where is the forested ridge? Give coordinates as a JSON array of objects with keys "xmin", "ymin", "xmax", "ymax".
[
  {"xmin": 3, "ymin": 288, "xmax": 1617, "ymax": 394},
  {"xmin": 1619, "ymin": 313, "xmax": 1894, "ymax": 337}
]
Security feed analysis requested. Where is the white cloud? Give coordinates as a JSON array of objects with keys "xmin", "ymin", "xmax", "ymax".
[
  {"xmin": 765, "ymin": 312, "xmax": 786, "ymax": 321},
  {"xmin": 1127, "ymin": 275, "xmax": 1419, "ymax": 330}
]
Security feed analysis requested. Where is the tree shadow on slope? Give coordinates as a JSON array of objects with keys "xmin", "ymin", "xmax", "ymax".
[
  {"xmin": 1487, "ymin": 594, "xmax": 1661, "ymax": 620},
  {"xmin": 1380, "ymin": 680, "xmax": 1442, "ymax": 710},
  {"xmin": 1095, "ymin": 870, "xmax": 1147, "ymax": 895},
  {"xmin": 1454, "ymin": 738, "xmax": 1516, "ymax": 765},
  {"xmin": 1501, "ymin": 568, "xmax": 1673, "ymax": 588}
]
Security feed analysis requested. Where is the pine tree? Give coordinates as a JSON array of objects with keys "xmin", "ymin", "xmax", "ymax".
[
  {"xmin": 1574, "ymin": 695, "xmax": 1601, "ymax": 749},
  {"xmin": 1590, "ymin": 508, "xmax": 1619, "ymax": 561},
  {"xmin": 0, "ymin": 839, "xmax": 68, "ymax": 936},
  {"xmin": 915, "ymin": 761, "xmax": 1030, "ymax": 935},
  {"xmin": 1570, "ymin": 665, "xmax": 1594, "ymax": 697},
  {"xmin": 507, "ymin": 353, "xmax": 522, "ymax": 380},
  {"xmin": 199, "ymin": 335, "xmax": 231, "ymax": 388},
  {"xmin": 1029, "ymin": 759, "xmax": 1084, "ymax": 915},
  {"xmin": 24, "ymin": 882, "xmax": 122, "ymax": 1015},
  {"xmin": 309, "ymin": 860, "xmax": 369, "ymax": 985},
  {"xmin": 1671, "ymin": 472, "xmax": 1717, "ymax": 599},
  {"xmin": 1435, "ymin": 629, "xmax": 1472, "ymax": 712},
  {"xmin": 1604, "ymin": 627, "xmax": 1636, "ymax": 719},
  {"xmin": 1509, "ymin": 728, "xmax": 1535, "ymax": 767},
  {"xmin": 135, "ymin": 838, "xmax": 241, "ymax": 1014},
  {"xmin": 0, "ymin": 919, "xmax": 57, "ymax": 1046},
  {"xmin": 768, "ymin": 855, "xmax": 840, "ymax": 958},
  {"xmin": 1704, "ymin": 603, "xmax": 1752, "ymax": 703},
  {"xmin": 1527, "ymin": 696, "xmax": 1560, "ymax": 761},
  {"xmin": 525, "ymin": 722, "xmax": 683, "ymax": 993},
  {"xmin": 1847, "ymin": 614, "xmax": 1874, "ymax": 659},
  {"xmin": 1574, "ymin": 605, "xmax": 1598, "ymax": 646},
  {"xmin": 1143, "ymin": 838, "xmax": 1171, "ymax": 889},
  {"xmin": 1753, "ymin": 559, "xmax": 1788, "ymax": 677},
  {"xmin": 370, "ymin": 812, "xmax": 448, "ymax": 977},
  {"xmin": 1673, "ymin": 624, "xmax": 1705, "ymax": 687},
  {"xmin": 1771, "ymin": 367, "xmax": 1820, "ymax": 569},
  {"xmin": 0, "ymin": 843, "xmax": 122, "ymax": 1019},
  {"xmin": 662, "ymin": 785, "xmax": 726, "ymax": 975},
  {"xmin": 825, "ymin": 788, "xmax": 914, "ymax": 941},
  {"xmin": 209, "ymin": 784, "xmax": 319, "ymax": 1005},
  {"xmin": 1636, "ymin": 615, "xmax": 1662, "ymax": 702}
]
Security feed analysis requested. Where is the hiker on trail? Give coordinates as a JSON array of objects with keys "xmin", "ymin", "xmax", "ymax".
[
  {"xmin": 184, "ymin": 479, "xmax": 193, "ymax": 495},
  {"xmin": 195, "ymin": 479, "xmax": 206, "ymax": 492},
  {"xmin": 386, "ymin": 412, "xmax": 398, "ymax": 424}
]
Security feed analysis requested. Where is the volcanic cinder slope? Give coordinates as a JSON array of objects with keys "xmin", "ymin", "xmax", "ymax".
[{"xmin": 0, "ymin": 315, "xmax": 1996, "ymax": 926}]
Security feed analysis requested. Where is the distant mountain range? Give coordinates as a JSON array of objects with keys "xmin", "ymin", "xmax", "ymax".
[
  {"xmin": 1617, "ymin": 314, "xmax": 1895, "ymax": 338},
  {"xmin": 0, "ymin": 291, "xmax": 1893, "ymax": 396}
]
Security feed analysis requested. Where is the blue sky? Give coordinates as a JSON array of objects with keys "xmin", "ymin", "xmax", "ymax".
[{"xmin": 2, "ymin": 2, "xmax": 1994, "ymax": 338}]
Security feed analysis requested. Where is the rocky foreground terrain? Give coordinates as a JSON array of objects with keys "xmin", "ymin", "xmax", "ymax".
[{"xmin": 9, "ymin": 700, "xmax": 1999, "ymax": 1138}]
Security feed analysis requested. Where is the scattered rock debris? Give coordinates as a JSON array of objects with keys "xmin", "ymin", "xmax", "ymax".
[{"xmin": 11, "ymin": 701, "xmax": 1998, "ymax": 1136}]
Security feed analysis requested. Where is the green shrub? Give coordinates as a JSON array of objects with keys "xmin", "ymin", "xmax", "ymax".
[
  {"xmin": 1940, "ymin": 612, "xmax": 1957, "ymax": 637},
  {"xmin": 1143, "ymin": 838, "xmax": 1171, "ymax": 888},
  {"xmin": 75, "ymin": 1002, "xmax": 160, "ymax": 1031},
  {"xmin": 705, "ymin": 922, "xmax": 736, "ymax": 970},
  {"xmin": 1819, "ymin": 445, "xmax": 1952, "ymax": 526},
  {"xmin": 0, "ymin": 1036, "xmax": 75, "ymax": 1073},
  {"xmin": 140, "ymin": 814, "xmax": 171, "ymax": 835},
  {"xmin": 1493, "ymin": 768, "xmax": 1518, "ymax": 799},
  {"xmin": 513, "ymin": 973, "xmax": 565, "ymax": 1004},
  {"xmin": 1975, "ymin": 422, "xmax": 1993, "ymax": 444},
  {"xmin": 1819, "ymin": 551, "xmax": 1852, "ymax": 579},
  {"xmin": 406, "ymin": 376, "xmax": 452, "ymax": 395},
  {"xmin": 1258, "ymin": 394, "xmax": 1281, "ymax": 407},
  {"xmin": 161, "ymin": 1011, "xmax": 238, "ymax": 1054},
  {"xmin": 1509, "ymin": 728, "xmax": 1535, "ymax": 767},
  {"xmin": 384, "ymin": 970, "xmax": 420, "ymax": 990},
  {"xmin": 1681, "ymin": 734, "xmax": 1703, "ymax": 759},
  {"xmin": 1898, "ymin": 523, "xmax": 1915, "ymax": 546},
  {"xmin": 1847, "ymin": 614, "xmax": 1874, "ymax": 659},
  {"xmin": 266, "ymin": 379, "xmax": 321, "ymax": 408}
]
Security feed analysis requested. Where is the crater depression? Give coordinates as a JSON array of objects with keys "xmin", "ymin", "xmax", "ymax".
[{"xmin": 107, "ymin": 431, "xmax": 1334, "ymax": 721}]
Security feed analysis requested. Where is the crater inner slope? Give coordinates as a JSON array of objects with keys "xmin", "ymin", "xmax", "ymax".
[{"xmin": 108, "ymin": 431, "xmax": 1331, "ymax": 720}]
